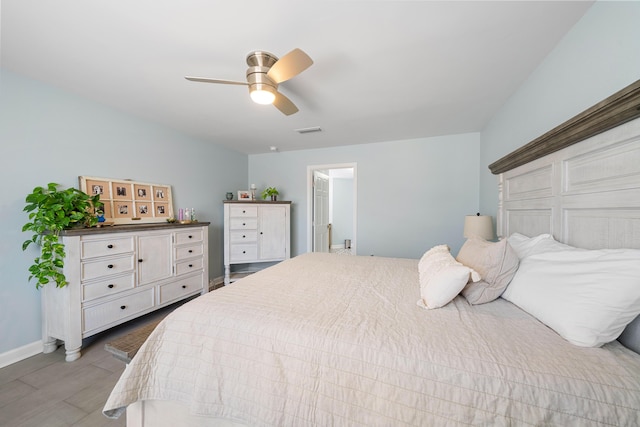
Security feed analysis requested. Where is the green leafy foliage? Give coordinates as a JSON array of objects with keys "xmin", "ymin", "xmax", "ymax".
[
  {"xmin": 261, "ymin": 186, "xmax": 279, "ymax": 200},
  {"xmin": 22, "ymin": 183, "xmax": 102, "ymax": 288}
]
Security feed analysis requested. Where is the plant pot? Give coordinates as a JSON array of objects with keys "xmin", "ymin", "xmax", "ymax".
[{"xmin": 270, "ymin": 195, "xmax": 277, "ymax": 201}]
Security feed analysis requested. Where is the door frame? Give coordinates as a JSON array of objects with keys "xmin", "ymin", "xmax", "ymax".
[{"xmin": 306, "ymin": 162, "xmax": 357, "ymax": 254}]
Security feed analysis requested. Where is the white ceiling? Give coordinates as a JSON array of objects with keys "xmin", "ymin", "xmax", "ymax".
[{"xmin": 1, "ymin": 1, "xmax": 593, "ymax": 155}]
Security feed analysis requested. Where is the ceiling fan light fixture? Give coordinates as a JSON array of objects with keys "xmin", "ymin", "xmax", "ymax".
[
  {"xmin": 250, "ymin": 88, "xmax": 276, "ymax": 105},
  {"xmin": 186, "ymin": 48, "xmax": 312, "ymax": 115}
]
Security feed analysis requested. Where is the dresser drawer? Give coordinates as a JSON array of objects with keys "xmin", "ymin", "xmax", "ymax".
[
  {"xmin": 81, "ymin": 236, "xmax": 134, "ymax": 259},
  {"xmin": 229, "ymin": 244, "xmax": 258, "ymax": 262},
  {"xmin": 230, "ymin": 230, "xmax": 257, "ymax": 244},
  {"xmin": 159, "ymin": 273, "xmax": 203, "ymax": 305},
  {"xmin": 175, "ymin": 257, "xmax": 203, "ymax": 276},
  {"xmin": 83, "ymin": 288, "xmax": 154, "ymax": 334},
  {"xmin": 82, "ymin": 273, "xmax": 136, "ymax": 302},
  {"xmin": 229, "ymin": 218, "xmax": 258, "ymax": 230},
  {"xmin": 81, "ymin": 255, "xmax": 135, "ymax": 282},
  {"xmin": 230, "ymin": 206, "xmax": 258, "ymax": 217},
  {"xmin": 175, "ymin": 229, "xmax": 203, "ymax": 245},
  {"xmin": 175, "ymin": 244, "xmax": 203, "ymax": 261}
]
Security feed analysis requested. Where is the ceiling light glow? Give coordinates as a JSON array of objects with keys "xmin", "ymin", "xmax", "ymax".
[{"xmin": 250, "ymin": 89, "xmax": 276, "ymax": 105}]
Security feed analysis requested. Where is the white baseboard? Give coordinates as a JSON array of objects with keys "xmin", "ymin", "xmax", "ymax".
[
  {"xmin": 0, "ymin": 340, "xmax": 43, "ymax": 369},
  {"xmin": 331, "ymin": 244, "xmax": 346, "ymax": 249}
]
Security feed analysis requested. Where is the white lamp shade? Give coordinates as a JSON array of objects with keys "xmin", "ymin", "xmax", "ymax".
[{"xmin": 463, "ymin": 215, "xmax": 494, "ymax": 240}]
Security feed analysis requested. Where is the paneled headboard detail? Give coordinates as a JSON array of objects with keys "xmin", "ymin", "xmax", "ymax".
[
  {"xmin": 497, "ymin": 117, "xmax": 640, "ymax": 248},
  {"xmin": 491, "ymin": 79, "xmax": 640, "ymax": 248}
]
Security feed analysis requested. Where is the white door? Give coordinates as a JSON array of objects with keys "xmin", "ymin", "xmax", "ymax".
[{"xmin": 313, "ymin": 171, "xmax": 330, "ymax": 252}]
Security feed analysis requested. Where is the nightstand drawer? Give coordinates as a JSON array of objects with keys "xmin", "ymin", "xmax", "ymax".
[
  {"xmin": 159, "ymin": 273, "xmax": 203, "ymax": 305},
  {"xmin": 229, "ymin": 244, "xmax": 258, "ymax": 261},
  {"xmin": 175, "ymin": 258, "xmax": 203, "ymax": 276},
  {"xmin": 81, "ymin": 255, "xmax": 135, "ymax": 281},
  {"xmin": 230, "ymin": 230, "xmax": 257, "ymax": 244},
  {"xmin": 175, "ymin": 229, "xmax": 203, "ymax": 245},
  {"xmin": 82, "ymin": 273, "xmax": 136, "ymax": 301},
  {"xmin": 230, "ymin": 206, "xmax": 258, "ymax": 217},
  {"xmin": 81, "ymin": 237, "xmax": 134, "ymax": 259},
  {"xmin": 83, "ymin": 288, "xmax": 154, "ymax": 333},
  {"xmin": 175, "ymin": 244, "xmax": 203, "ymax": 260}
]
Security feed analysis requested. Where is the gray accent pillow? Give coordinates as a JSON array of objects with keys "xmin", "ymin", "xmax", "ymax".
[
  {"xmin": 619, "ymin": 315, "xmax": 640, "ymax": 354},
  {"xmin": 456, "ymin": 238, "xmax": 519, "ymax": 305}
]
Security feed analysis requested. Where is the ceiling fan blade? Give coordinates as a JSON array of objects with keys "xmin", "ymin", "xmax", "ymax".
[
  {"xmin": 273, "ymin": 91, "xmax": 299, "ymax": 116},
  {"xmin": 267, "ymin": 48, "xmax": 313, "ymax": 84},
  {"xmin": 184, "ymin": 76, "xmax": 248, "ymax": 86}
]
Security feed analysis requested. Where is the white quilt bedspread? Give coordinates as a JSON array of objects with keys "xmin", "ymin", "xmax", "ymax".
[{"xmin": 104, "ymin": 253, "xmax": 640, "ymax": 426}]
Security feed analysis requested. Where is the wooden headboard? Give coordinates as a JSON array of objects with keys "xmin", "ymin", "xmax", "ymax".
[
  {"xmin": 490, "ymin": 79, "xmax": 640, "ymax": 247},
  {"xmin": 497, "ymin": 116, "xmax": 640, "ymax": 247},
  {"xmin": 491, "ymin": 81, "xmax": 640, "ymax": 352}
]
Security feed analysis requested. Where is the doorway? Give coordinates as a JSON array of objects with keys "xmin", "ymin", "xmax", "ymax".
[{"xmin": 307, "ymin": 163, "xmax": 357, "ymax": 254}]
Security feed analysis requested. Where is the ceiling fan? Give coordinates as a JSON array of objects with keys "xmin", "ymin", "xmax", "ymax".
[{"xmin": 185, "ymin": 48, "xmax": 313, "ymax": 116}]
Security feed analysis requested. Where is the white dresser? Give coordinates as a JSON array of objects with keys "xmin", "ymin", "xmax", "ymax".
[
  {"xmin": 223, "ymin": 201, "xmax": 290, "ymax": 284},
  {"xmin": 41, "ymin": 222, "xmax": 209, "ymax": 361}
]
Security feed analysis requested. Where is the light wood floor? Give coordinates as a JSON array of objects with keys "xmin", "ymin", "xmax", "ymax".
[{"xmin": 0, "ymin": 303, "xmax": 180, "ymax": 427}]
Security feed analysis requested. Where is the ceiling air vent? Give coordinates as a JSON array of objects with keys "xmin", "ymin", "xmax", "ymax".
[{"xmin": 295, "ymin": 126, "xmax": 322, "ymax": 134}]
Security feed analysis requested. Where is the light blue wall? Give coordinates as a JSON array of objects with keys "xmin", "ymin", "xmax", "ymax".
[
  {"xmin": 249, "ymin": 133, "xmax": 481, "ymax": 259},
  {"xmin": 0, "ymin": 70, "xmax": 248, "ymax": 354},
  {"xmin": 331, "ymin": 177, "xmax": 353, "ymax": 246},
  {"xmin": 480, "ymin": 1, "xmax": 640, "ymax": 222}
]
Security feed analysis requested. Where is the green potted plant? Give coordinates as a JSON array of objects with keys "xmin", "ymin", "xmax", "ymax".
[
  {"xmin": 22, "ymin": 183, "xmax": 102, "ymax": 288},
  {"xmin": 261, "ymin": 186, "xmax": 279, "ymax": 201}
]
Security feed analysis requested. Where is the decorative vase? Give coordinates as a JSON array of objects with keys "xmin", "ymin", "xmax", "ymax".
[
  {"xmin": 271, "ymin": 195, "xmax": 277, "ymax": 201},
  {"xmin": 226, "ymin": 192, "xmax": 234, "ymax": 200}
]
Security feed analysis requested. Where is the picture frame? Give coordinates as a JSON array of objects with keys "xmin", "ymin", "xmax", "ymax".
[
  {"xmin": 134, "ymin": 184, "xmax": 151, "ymax": 201},
  {"xmin": 237, "ymin": 190, "xmax": 252, "ymax": 201},
  {"xmin": 79, "ymin": 176, "xmax": 174, "ymax": 225}
]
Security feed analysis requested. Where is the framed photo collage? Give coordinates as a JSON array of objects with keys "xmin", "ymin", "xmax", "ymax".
[{"xmin": 79, "ymin": 176, "xmax": 174, "ymax": 225}]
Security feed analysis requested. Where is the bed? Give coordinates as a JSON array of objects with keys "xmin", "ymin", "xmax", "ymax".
[{"xmin": 104, "ymin": 83, "xmax": 640, "ymax": 426}]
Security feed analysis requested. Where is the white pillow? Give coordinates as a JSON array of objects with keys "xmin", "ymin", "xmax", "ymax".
[
  {"xmin": 507, "ymin": 232, "xmax": 575, "ymax": 259},
  {"xmin": 417, "ymin": 245, "xmax": 477, "ymax": 309},
  {"xmin": 502, "ymin": 248, "xmax": 640, "ymax": 347}
]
